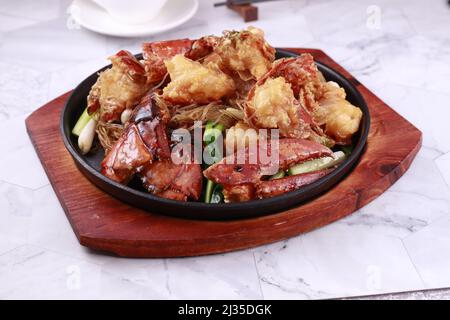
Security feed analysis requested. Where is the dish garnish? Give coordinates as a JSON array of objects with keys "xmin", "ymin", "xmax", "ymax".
[{"xmin": 71, "ymin": 27, "xmax": 363, "ymax": 204}]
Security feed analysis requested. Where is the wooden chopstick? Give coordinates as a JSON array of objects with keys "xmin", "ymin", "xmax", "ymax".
[{"xmin": 214, "ymin": 0, "xmax": 279, "ymax": 7}]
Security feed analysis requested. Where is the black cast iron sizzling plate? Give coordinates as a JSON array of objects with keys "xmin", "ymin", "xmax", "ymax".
[{"xmin": 61, "ymin": 49, "xmax": 370, "ymax": 220}]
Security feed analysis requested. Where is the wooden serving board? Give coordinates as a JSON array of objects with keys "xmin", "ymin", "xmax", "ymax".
[{"xmin": 25, "ymin": 49, "xmax": 422, "ymax": 258}]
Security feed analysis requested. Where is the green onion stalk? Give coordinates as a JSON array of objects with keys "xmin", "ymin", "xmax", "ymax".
[
  {"xmin": 72, "ymin": 107, "xmax": 91, "ymax": 136},
  {"xmin": 203, "ymin": 121, "xmax": 225, "ymax": 203},
  {"xmin": 72, "ymin": 107, "xmax": 97, "ymax": 155}
]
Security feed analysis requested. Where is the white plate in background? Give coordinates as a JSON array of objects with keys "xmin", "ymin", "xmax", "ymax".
[{"xmin": 69, "ymin": 0, "xmax": 199, "ymax": 37}]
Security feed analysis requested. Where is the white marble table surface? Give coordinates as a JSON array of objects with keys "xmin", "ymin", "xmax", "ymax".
[{"xmin": 1, "ymin": 0, "xmax": 450, "ymax": 300}]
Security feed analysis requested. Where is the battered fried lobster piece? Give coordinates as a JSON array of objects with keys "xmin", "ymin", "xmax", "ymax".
[
  {"xmin": 246, "ymin": 54, "xmax": 362, "ymax": 146},
  {"xmin": 142, "ymin": 27, "xmax": 275, "ymax": 104},
  {"xmin": 245, "ymin": 54, "xmax": 333, "ymax": 146},
  {"xmin": 142, "ymin": 36, "xmax": 223, "ymax": 86},
  {"xmin": 101, "ymin": 94, "xmax": 202, "ymax": 201},
  {"xmin": 142, "ymin": 39, "xmax": 194, "ymax": 85},
  {"xmin": 212, "ymin": 27, "xmax": 275, "ymax": 81},
  {"xmin": 87, "ymin": 50, "xmax": 150, "ymax": 123},
  {"xmin": 203, "ymin": 138, "xmax": 333, "ymax": 202},
  {"xmin": 316, "ymin": 81, "xmax": 363, "ymax": 145},
  {"xmin": 162, "ymin": 55, "xmax": 236, "ymax": 105},
  {"xmin": 270, "ymin": 54, "xmax": 362, "ymax": 145}
]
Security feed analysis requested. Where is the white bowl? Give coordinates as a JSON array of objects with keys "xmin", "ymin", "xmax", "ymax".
[
  {"xmin": 90, "ymin": 0, "xmax": 168, "ymax": 25},
  {"xmin": 70, "ymin": 0, "xmax": 199, "ymax": 37}
]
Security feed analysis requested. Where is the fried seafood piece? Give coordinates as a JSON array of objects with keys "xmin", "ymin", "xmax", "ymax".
[
  {"xmin": 204, "ymin": 138, "xmax": 331, "ymax": 185},
  {"xmin": 142, "ymin": 36, "xmax": 224, "ymax": 86},
  {"xmin": 101, "ymin": 94, "xmax": 170, "ymax": 183},
  {"xmin": 255, "ymin": 169, "xmax": 333, "ymax": 199},
  {"xmin": 213, "ymin": 27, "xmax": 275, "ymax": 81},
  {"xmin": 101, "ymin": 123, "xmax": 153, "ymax": 183},
  {"xmin": 245, "ymin": 54, "xmax": 334, "ymax": 146},
  {"xmin": 203, "ymin": 138, "xmax": 332, "ymax": 202},
  {"xmin": 87, "ymin": 50, "xmax": 150, "ymax": 123},
  {"xmin": 315, "ymin": 82, "xmax": 363, "ymax": 145},
  {"xmin": 246, "ymin": 77, "xmax": 300, "ymax": 137},
  {"xmin": 140, "ymin": 155, "xmax": 203, "ymax": 201},
  {"xmin": 266, "ymin": 54, "xmax": 324, "ymax": 99},
  {"xmin": 186, "ymin": 35, "xmax": 220, "ymax": 61},
  {"xmin": 249, "ymin": 54, "xmax": 362, "ymax": 145},
  {"xmin": 162, "ymin": 55, "xmax": 236, "ymax": 105},
  {"xmin": 101, "ymin": 94, "xmax": 203, "ymax": 201},
  {"xmin": 222, "ymin": 169, "xmax": 332, "ymax": 202},
  {"xmin": 142, "ymin": 39, "xmax": 194, "ymax": 85},
  {"xmin": 222, "ymin": 184, "xmax": 255, "ymax": 203},
  {"xmin": 245, "ymin": 75, "xmax": 320, "ymax": 141}
]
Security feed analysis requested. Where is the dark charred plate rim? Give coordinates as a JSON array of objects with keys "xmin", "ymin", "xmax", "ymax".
[{"xmin": 60, "ymin": 49, "xmax": 370, "ymax": 220}]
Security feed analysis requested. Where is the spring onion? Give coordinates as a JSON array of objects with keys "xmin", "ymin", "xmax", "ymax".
[
  {"xmin": 78, "ymin": 118, "xmax": 97, "ymax": 155},
  {"xmin": 72, "ymin": 107, "xmax": 91, "ymax": 136},
  {"xmin": 340, "ymin": 145, "xmax": 354, "ymax": 157},
  {"xmin": 204, "ymin": 179, "xmax": 215, "ymax": 203},
  {"xmin": 203, "ymin": 121, "xmax": 225, "ymax": 203},
  {"xmin": 287, "ymin": 151, "xmax": 346, "ymax": 176}
]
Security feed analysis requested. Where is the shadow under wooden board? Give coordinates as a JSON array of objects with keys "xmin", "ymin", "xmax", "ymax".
[{"xmin": 26, "ymin": 48, "xmax": 422, "ymax": 258}]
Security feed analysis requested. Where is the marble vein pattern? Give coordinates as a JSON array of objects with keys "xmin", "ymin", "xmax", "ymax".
[{"xmin": 0, "ymin": 0, "xmax": 449, "ymax": 299}]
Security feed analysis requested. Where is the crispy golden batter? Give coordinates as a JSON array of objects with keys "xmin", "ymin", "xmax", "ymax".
[
  {"xmin": 142, "ymin": 39, "xmax": 194, "ymax": 85},
  {"xmin": 269, "ymin": 55, "xmax": 324, "ymax": 99},
  {"xmin": 316, "ymin": 82, "xmax": 363, "ymax": 144},
  {"xmin": 247, "ymin": 77, "xmax": 299, "ymax": 137},
  {"xmin": 162, "ymin": 55, "xmax": 235, "ymax": 105},
  {"xmin": 89, "ymin": 50, "xmax": 149, "ymax": 122},
  {"xmin": 91, "ymin": 27, "xmax": 366, "ymax": 203},
  {"xmin": 214, "ymin": 27, "xmax": 275, "ymax": 81}
]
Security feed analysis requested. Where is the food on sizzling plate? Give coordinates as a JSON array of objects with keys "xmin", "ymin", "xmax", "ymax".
[
  {"xmin": 203, "ymin": 139, "xmax": 335, "ymax": 202},
  {"xmin": 142, "ymin": 38, "xmax": 194, "ymax": 85},
  {"xmin": 87, "ymin": 50, "xmax": 150, "ymax": 123},
  {"xmin": 316, "ymin": 81, "xmax": 363, "ymax": 144},
  {"xmin": 247, "ymin": 76, "xmax": 299, "ymax": 137},
  {"xmin": 162, "ymin": 55, "xmax": 235, "ymax": 105},
  {"xmin": 72, "ymin": 27, "xmax": 363, "ymax": 203},
  {"xmin": 211, "ymin": 27, "xmax": 276, "ymax": 81}
]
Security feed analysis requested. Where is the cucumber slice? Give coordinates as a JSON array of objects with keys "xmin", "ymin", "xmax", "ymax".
[
  {"xmin": 287, "ymin": 151, "xmax": 346, "ymax": 176},
  {"xmin": 269, "ymin": 170, "xmax": 286, "ymax": 180}
]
